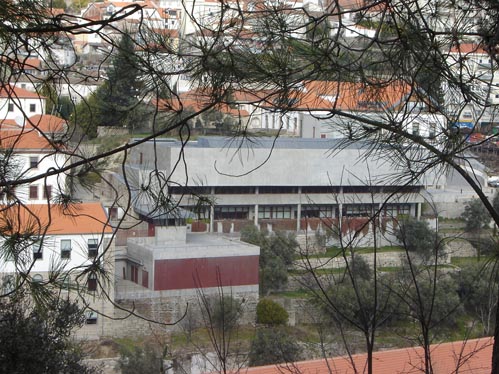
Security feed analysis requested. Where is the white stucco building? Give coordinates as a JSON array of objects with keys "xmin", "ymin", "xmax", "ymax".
[{"xmin": 0, "ymin": 85, "xmax": 45, "ymax": 121}]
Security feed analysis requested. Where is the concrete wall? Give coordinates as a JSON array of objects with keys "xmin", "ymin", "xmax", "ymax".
[{"xmin": 127, "ymin": 137, "xmax": 442, "ymax": 189}]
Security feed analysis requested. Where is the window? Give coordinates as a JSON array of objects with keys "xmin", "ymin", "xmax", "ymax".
[
  {"xmin": 109, "ymin": 207, "xmax": 118, "ymax": 219},
  {"xmin": 87, "ymin": 273, "xmax": 97, "ymax": 291},
  {"xmin": 131, "ymin": 265, "xmax": 138, "ymax": 283},
  {"xmin": 62, "ymin": 273, "xmax": 71, "ymax": 289},
  {"xmin": 29, "ymin": 156, "xmax": 38, "ymax": 168},
  {"xmin": 258, "ymin": 206, "xmax": 293, "ymax": 219},
  {"xmin": 344, "ymin": 204, "xmax": 373, "ymax": 217},
  {"xmin": 29, "ymin": 185, "xmax": 38, "ymax": 199},
  {"xmin": 273, "ymin": 206, "xmax": 292, "ymax": 219},
  {"xmin": 412, "ymin": 123, "xmax": 420, "ymax": 136},
  {"xmin": 32, "ymin": 274, "xmax": 43, "ymax": 283},
  {"xmin": 60, "ymin": 239, "xmax": 71, "ymax": 259},
  {"xmin": 302, "ymin": 205, "xmax": 336, "ymax": 218},
  {"xmin": 7, "ymin": 103, "xmax": 13, "ymax": 112},
  {"xmin": 85, "ymin": 311, "xmax": 98, "ymax": 324},
  {"xmin": 259, "ymin": 186, "xmax": 297, "ymax": 194},
  {"xmin": 214, "ymin": 186, "xmax": 255, "ymax": 194},
  {"xmin": 214, "ymin": 206, "xmax": 250, "ymax": 219},
  {"xmin": 32, "ymin": 241, "xmax": 42, "ymax": 260},
  {"xmin": 88, "ymin": 239, "xmax": 98, "ymax": 258},
  {"xmin": 429, "ymin": 123, "xmax": 436, "ymax": 139},
  {"xmin": 43, "ymin": 185, "xmax": 52, "ymax": 199},
  {"xmin": 384, "ymin": 204, "xmax": 411, "ymax": 217},
  {"xmin": 29, "ymin": 103, "xmax": 36, "ymax": 112}
]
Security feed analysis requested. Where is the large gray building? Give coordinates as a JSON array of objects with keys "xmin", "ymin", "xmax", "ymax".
[{"xmin": 125, "ymin": 137, "xmax": 444, "ymax": 234}]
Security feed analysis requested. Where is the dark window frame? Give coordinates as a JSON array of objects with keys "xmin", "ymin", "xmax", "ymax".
[
  {"xmin": 29, "ymin": 185, "xmax": 38, "ymax": 199},
  {"xmin": 88, "ymin": 239, "xmax": 98, "ymax": 258}
]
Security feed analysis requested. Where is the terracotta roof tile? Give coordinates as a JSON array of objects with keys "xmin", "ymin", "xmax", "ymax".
[
  {"xmin": 154, "ymin": 80, "xmax": 417, "ymax": 115},
  {"xmin": 0, "ymin": 84, "xmax": 42, "ymax": 99},
  {"xmin": 449, "ymin": 43, "xmax": 489, "ymax": 55},
  {"xmin": 0, "ymin": 128, "xmax": 57, "ymax": 151},
  {"xmin": 302, "ymin": 80, "xmax": 415, "ymax": 111},
  {"xmin": 27, "ymin": 114, "xmax": 67, "ymax": 133},
  {"xmin": 243, "ymin": 338, "xmax": 492, "ymax": 374},
  {"xmin": 0, "ymin": 203, "xmax": 113, "ymax": 236}
]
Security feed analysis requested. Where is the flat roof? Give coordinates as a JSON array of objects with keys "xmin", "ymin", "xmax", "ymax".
[{"xmin": 136, "ymin": 136, "xmax": 373, "ymax": 150}]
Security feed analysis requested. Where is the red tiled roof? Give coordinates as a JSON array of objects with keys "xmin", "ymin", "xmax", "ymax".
[
  {"xmin": 244, "ymin": 338, "xmax": 492, "ymax": 374},
  {"xmin": 154, "ymin": 80, "xmax": 418, "ymax": 115},
  {"xmin": 0, "ymin": 129, "xmax": 56, "ymax": 151},
  {"xmin": 0, "ymin": 126, "xmax": 56, "ymax": 152},
  {"xmin": 49, "ymin": 8, "xmax": 65, "ymax": 16},
  {"xmin": 449, "ymin": 43, "xmax": 489, "ymax": 55},
  {"xmin": 301, "ymin": 80, "xmax": 415, "ymax": 111},
  {"xmin": 27, "ymin": 114, "xmax": 67, "ymax": 133},
  {"xmin": 0, "ymin": 84, "xmax": 42, "ymax": 99},
  {"xmin": 0, "ymin": 203, "xmax": 113, "ymax": 236}
]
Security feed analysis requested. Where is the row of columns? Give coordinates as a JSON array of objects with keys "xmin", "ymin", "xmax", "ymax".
[{"xmin": 207, "ymin": 185, "xmax": 421, "ymax": 233}]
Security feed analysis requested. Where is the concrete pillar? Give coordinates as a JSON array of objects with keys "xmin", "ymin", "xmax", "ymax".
[
  {"xmin": 210, "ymin": 205, "xmax": 214, "ymax": 232},
  {"xmin": 254, "ymin": 186, "xmax": 259, "ymax": 226},
  {"xmin": 339, "ymin": 187, "xmax": 343, "ymax": 233},
  {"xmin": 296, "ymin": 186, "xmax": 302, "ymax": 232},
  {"xmin": 209, "ymin": 187, "xmax": 215, "ymax": 232}
]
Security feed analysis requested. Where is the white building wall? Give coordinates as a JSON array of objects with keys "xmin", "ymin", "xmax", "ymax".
[
  {"xmin": 0, "ymin": 96, "xmax": 45, "ymax": 121},
  {"xmin": 0, "ymin": 233, "xmax": 109, "ymax": 274},
  {"xmin": 9, "ymin": 151, "xmax": 67, "ymax": 204}
]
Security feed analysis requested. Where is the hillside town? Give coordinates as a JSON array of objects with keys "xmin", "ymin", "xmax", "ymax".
[{"xmin": 2, "ymin": 0, "xmax": 499, "ymax": 373}]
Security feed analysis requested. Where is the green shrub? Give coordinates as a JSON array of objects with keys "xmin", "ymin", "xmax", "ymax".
[
  {"xmin": 249, "ymin": 327, "xmax": 300, "ymax": 366},
  {"xmin": 256, "ymin": 298, "xmax": 288, "ymax": 325}
]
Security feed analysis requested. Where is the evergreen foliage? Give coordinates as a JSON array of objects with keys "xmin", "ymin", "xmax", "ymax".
[
  {"xmin": 240, "ymin": 225, "xmax": 298, "ymax": 294},
  {"xmin": 462, "ymin": 199, "xmax": 491, "ymax": 232},
  {"xmin": 396, "ymin": 217, "xmax": 441, "ymax": 259},
  {"xmin": 256, "ymin": 298, "xmax": 289, "ymax": 326},
  {"xmin": 248, "ymin": 328, "xmax": 300, "ymax": 367},
  {"xmin": 0, "ymin": 294, "xmax": 97, "ymax": 374},
  {"xmin": 119, "ymin": 345, "xmax": 164, "ymax": 374},
  {"xmin": 72, "ymin": 33, "xmax": 146, "ymax": 137}
]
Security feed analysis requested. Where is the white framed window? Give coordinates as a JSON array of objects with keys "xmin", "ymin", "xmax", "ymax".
[
  {"xmin": 29, "ymin": 156, "xmax": 38, "ymax": 168},
  {"xmin": 88, "ymin": 239, "xmax": 98, "ymax": 258},
  {"xmin": 85, "ymin": 311, "xmax": 98, "ymax": 324},
  {"xmin": 32, "ymin": 240, "xmax": 42, "ymax": 260},
  {"xmin": 412, "ymin": 123, "xmax": 420, "ymax": 136},
  {"xmin": 258, "ymin": 205, "xmax": 293, "ymax": 219},
  {"xmin": 60, "ymin": 239, "xmax": 71, "ymax": 259},
  {"xmin": 87, "ymin": 273, "xmax": 97, "ymax": 291}
]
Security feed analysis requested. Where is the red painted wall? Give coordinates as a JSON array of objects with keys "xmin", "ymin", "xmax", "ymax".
[{"xmin": 154, "ymin": 255, "xmax": 259, "ymax": 290}]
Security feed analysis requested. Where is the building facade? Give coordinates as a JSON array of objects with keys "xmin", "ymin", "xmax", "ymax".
[{"xmin": 125, "ymin": 137, "xmax": 442, "ymax": 240}]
